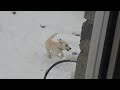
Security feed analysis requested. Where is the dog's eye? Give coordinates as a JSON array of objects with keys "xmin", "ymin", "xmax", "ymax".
[{"xmin": 66, "ymin": 45, "xmax": 68, "ymax": 46}]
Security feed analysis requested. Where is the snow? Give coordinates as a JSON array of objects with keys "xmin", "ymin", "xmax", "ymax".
[{"xmin": 0, "ymin": 11, "xmax": 86, "ymax": 79}]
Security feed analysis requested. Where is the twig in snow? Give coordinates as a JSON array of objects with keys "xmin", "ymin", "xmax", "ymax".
[
  {"xmin": 72, "ymin": 32, "xmax": 81, "ymax": 36},
  {"xmin": 40, "ymin": 24, "xmax": 46, "ymax": 29},
  {"xmin": 12, "ymin": 11, "xmax": 16, "ymax": 15}
]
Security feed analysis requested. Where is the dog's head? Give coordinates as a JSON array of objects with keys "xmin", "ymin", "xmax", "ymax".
[{"xmin": 57, "ymin": 39, "xmax": 71, "ymax": 51}]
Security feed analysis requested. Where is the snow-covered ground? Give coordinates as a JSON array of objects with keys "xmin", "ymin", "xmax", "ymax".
[{"xmin": 0, "ymin": 11, "xmax": 86, "ymax": 79}]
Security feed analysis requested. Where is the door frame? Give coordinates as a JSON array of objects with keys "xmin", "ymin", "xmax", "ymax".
[
  {"xmin": 107, "ymin": 11, "xmax": 120, "ymax": 79},
  {"xmin": 85, "ymin": 11, "xmax": 119, "ymax": 79},
  {"xmin": 85, "ymin": 11, "xmax": 110, "ymax": 79}
]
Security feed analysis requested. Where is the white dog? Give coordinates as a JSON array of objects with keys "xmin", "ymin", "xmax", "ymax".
[{"xmin": 45, "ymin": 33, "xmax": 71, "ymax": 59}]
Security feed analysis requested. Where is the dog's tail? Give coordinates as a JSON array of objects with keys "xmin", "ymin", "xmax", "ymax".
[{"xmin": 48, "ymin": 33, "xmax": 59, "ymax": 39}]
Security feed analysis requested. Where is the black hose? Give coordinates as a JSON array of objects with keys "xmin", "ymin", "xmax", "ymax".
[{"xmin": 43, "ymin": 60, "xmax": 77, "ymax": 79}]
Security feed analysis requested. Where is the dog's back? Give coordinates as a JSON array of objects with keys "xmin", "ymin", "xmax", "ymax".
[{"xmin": 45, "ymin": 33, "xmax": 59, "ymax": 49}]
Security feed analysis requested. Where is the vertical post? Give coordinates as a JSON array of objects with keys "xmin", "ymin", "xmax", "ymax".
[{"xmin": 75, "ymin": 11, "xmax": 96, "ymax": 79}]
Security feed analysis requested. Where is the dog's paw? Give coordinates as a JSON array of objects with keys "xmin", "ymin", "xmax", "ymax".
[
  {"xmin": 60, "ymin": 56, "xmax": 64, "ymax": 59},
  {"xmin": 61, "ymin": 57, "xmax": 66, "ymax": 60},
  {"xmin": 61, "ymin": 54, "xmax": 64, "ymax": 58},
  {"xmin": 60, "ymin": 56, "xmax": 63, "ymax": 59},
  {"xmin": 57, "ymin": 55, "xmax": 63, "ymax": 59},
  {"xmin": 48, "ymin": 55, "xmax": 52, "ymax": 59},
  {"xmin": 49, "ymin": 57, "xmax": 52, "ymax": 59}
]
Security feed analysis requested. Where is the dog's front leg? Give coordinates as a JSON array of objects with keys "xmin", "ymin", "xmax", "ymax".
[
  {"xmin": 49, "ymin": 54, "xmax": 52, "ymax": 59},
  {"xmin": 61, "ymin": 52, "xmax": 64, "ymax": 58},
  {"xmin": 57, "ymin": 55, "xmax": 62, "ymax": 59}
]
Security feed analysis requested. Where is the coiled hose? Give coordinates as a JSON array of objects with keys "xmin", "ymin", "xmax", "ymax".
[{"xmin": 44, "ymin": 60, "xmax": 77, "ymax": 79}]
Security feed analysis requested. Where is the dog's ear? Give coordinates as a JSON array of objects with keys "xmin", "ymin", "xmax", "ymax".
[
  {"xmin": 57, "ymin": 39, "xmax": 63, "ymax": 43},
  {"xmin": 57, "ymin": 39, "xmax": 61, "ymax": 41}
]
